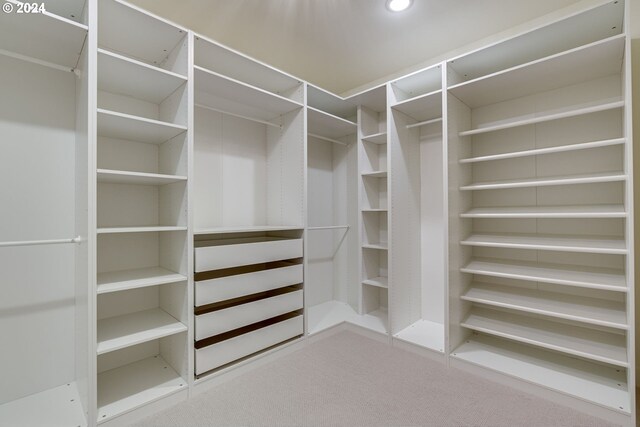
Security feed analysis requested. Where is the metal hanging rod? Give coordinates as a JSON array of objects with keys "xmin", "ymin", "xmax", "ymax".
[
  {"xmin": 195, "ymin": 103, "xmax": 282, "ymax": 129},
  {"xmin": 307, "ymin": 225, "xmax": 350, "ymax": 230},
  {"xmin": 406, "ymin": 117, "xmax": 443, "ymax": 129},
  {"xmin": 308, "ymin": 133, "xmax": 348, "ymax": 146},
  {"xmin": 0, "ymin": 236, "xmax": 82, "ymax": 248}
]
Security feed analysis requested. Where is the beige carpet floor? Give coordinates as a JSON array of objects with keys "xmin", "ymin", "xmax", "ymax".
[{"xmin": 134, "ymin": 331, "xmax": 617, "ymax": 427}]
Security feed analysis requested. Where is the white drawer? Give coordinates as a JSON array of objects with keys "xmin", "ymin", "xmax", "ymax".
[
  {"xmin": 195, "ymin": 263, "xmax": 303, "ymax": 306},
  {"xmin": 195, "ymin": 289, "xmax": 303, "ymax": 340},
  {"xmin": 195, "ymin": 237, "xmax": 303, "ymax": 272},
  {"xmin": 195, "ymin": 315, "xmax": 303, "ymax": 375}
]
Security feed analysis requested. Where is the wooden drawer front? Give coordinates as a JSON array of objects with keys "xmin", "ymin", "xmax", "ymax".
[
  {"xmin": 195, "ymin": 238, "xmax": 303, "ymax": 272},
  {"xmin": 195, "ymin": 315, "xmax": 303, "ymax": 375},
  {"xmin": 195, "ymin": 264, "xmax": 303, "ymax": 306},
  {"xmin": 195, "ymin": 290, "xmax": 303, "ymax": 340}
]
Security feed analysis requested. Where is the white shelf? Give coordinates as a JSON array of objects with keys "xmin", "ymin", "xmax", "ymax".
[
  {"xmin": 362, "ymin": 243, "xmax": 388, "ymax": 251},
  {"xmin": 0, "ymin": 382, "xmax": 86, "ymax": 427},
  {"xmin": 307, "ymin": 106, "xmax": 356, "ymax": 140},
  {"xmin": 0, "ymin": 7, "xmax": 87, "ymax": 70},
  {"xmin": 351, "ymin": 309, "xmax": 388, "ymax": 335},
  {"xmin": 461, "ymin": 233, "xmax": 626, "ymax": 255},
  {"xmin": 97, "ymin": 109, "xmax": 187, "ymax": 145},
  {"xmin": 460, "ymin": 205, "xmax": 627, "ymax": 219},
  {"xmin": 452, "ymin": 335, "xmax": 629, "ymax": 413},
  {"xmin": 459, "ymin": 100, "xmax": 624, "ymax": 137},
  {"xmin": 391, "ymin": 65, "xmax": 442, "ymax": 101},
  {"xmin": 98, "ymin": 48, "xmax": 187, "ymax": 104},
  {"xmin": 307, "ymin": 300, "xmax": 359, "ymax": 335},
  {"xmin": 97, "ymin": 226, "xmax": 187, "ymax": 234},
  {"xmin": 195, "ymin": 65, "xmax": 302, "ymax": 122},
  {"xmin": 394, "ymin": 319, "xmax": 445, "ymax": 352},
  {"xmin": 361, "ymin": 208, "xmax": 388, "ymax": 213},
  {"xmin": 461, "ymin": 258, "xmax": 626, "ymax": 292},
  {"xmin": 97, "ymin": 169, "xmax": 187, "ymax": 186},
  {"xmin": 462, "ymin": 307, "xmax": 627, "ymax": 367},
  {"xmin": 97, "ymin": 308, "xmax": 187, "ymax": 355},
  {"xmin": 97, "ymin": 267, "xmax": 187, "ymax": 294},
  {"xmin": 461, "ymin": 282, "xmax": 627, "ymax": 330},
  {"xmin": 362, "ymin": 276, "xmax": 388, "ymax": 289},
  {"xmin": 194, "ymin": 225, "xmax": 303, "ymax": 235},
  {"xmin": 459, "ymin": 138, "xmax": 626, "ymax": 164},
  {"xmin": 448, "ymin": 35, "xmax": 625, "ymax": 108},
  {"xmin": 97, "ymin": 355, "xmax": 186, "ymax": 422},
  {"xmin": 361, "ymin": 132, "xmax": 387, "ymax": 144},
  {"xmin": 391, "ymin": 90, "xmax": 442, "ymax": 122},
  {"xmin": 307, "ymin": 84, "xmax": 356, "ymax": 119},
  {"xmin": 361, "ymin": 171, "xmax": 388, "ymax": 178},
  {"xmin": 460, "ymin": 172, "xmax": 625, "ymax": 191}
]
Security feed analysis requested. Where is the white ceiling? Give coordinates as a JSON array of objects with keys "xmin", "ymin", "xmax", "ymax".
[{"xmin": 128, "ymin": 0, "xmax": 586, "ymax": 95}]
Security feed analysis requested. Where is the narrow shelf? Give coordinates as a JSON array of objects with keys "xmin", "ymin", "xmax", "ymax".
[
  {"xmin": 461, "ymin": 307, "xmax": 627, "ymax": 367},
  {"xmin": 362, "ymin": 243, "xmax": 388, "ymax": 251},
  {"xmin": 362, "ymin": 276, "xmax": 388, "ymax": 289},
  {"xmin": 361, "ymin": 171, "xmax": 388, "ymax": 178},
  {"xmin": 459, "ymin": 138, "xmax": 626, "ymax": 164},
  {"xmin": 97, "ymin": 308, "xmax": 187, "ymax": 355},
  {"xmin": 0, "ymin": 382, "xmax": 86, "ymax": 427},
  {"xmin": 97, "ymin": 109, "xmax": 187, "ymax": 145},
  {"xmin": 391, "ymin": 89, "xmax": 443, "ymax": 122},
  {"xmin": 97, "ymin": 267, "xmax": 187, "ymax": 294},
  {"xmin": 194, "ymin": 225, "xmax": 303, "ymax": 235},
  {"xmin": 461, "ymin": 282, "xmax": 627, "ymax": 330},
  {"xmin": 394, "ymin": 319, "xmax": 445, "ymax": 353},
  {"xmin": 194, "ymin": 65, "xmax": 302, "ymax": 122},
  {"xmin": 361, "ymin": 208, "xmax": 388, "ymax": 213},
  {"xmin": 97, "ymin": 48, "xmax": 187, "ymax": 104},
  {"xmin": 97, "ymin": 355, "xmax": 186, "ymax": 422},
  {"xmin": 448, "ymin": 35, "xmax": 625, "ymax": 108},
  {"xmin": 0, "ymin": 7, "xmax": 87, "ymax": 70},
  {"xmin": 307, "ymin": 106, "xmax": 356, "ymax": 140},
  {"xmin": 459, "ymin": 100, "xmax": 624, "ymax": 137},
  {"xmin": 97, "ymin": 169, "xmax": 187, "ymax": 186},
  {"xmin": 452, "ymin": 335, "xmax": 629, "ymax": 413},
  {"xmin": 361, "ymin": 132, "xmax": 387, "ymax": 144},
  {"xmin": 460, "ymin": 172, "xmax": 625, "ymax": 191},
  {"xmin": 460, "ymin": 205, "xmax": 626, "ymax": 219},
  {"xmin": 461, "ymin": 258, "xmax": 626, "ymax": 292},
  {"xmin": 98, "ymin": 226, "xmax": 187, "ymax": 234},
  {"xmin": 461, "ymin": 233, "xmax": 626, "ymax": 255}
]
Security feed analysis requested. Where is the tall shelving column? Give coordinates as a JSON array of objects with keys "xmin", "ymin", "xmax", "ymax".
[
  {"xmin": 446, "ymin": 0, "xmax": 634, "ymax": 422},
  {"xmin": 94, "ymin": 0, "xmax": 191, "ymax": 422}
]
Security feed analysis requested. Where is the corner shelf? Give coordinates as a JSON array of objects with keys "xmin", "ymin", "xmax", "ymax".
[
  {"xmin": 97, "ymin": 267, "xmax": 187, "ymax": 294},
  {"xmin": 394, "ymin": 319, "xmax": 445, "ymax": 353},
  {"xmin": 97, "ymin": 109, "xmax": 187, "ymax": 144},
  {"xmin": 362, "ymin": 276, "xmax": 388, "ymax": 288},
  {"xmin": 307, "ymin": 106, "xmax": 356, "ymax": 140}
]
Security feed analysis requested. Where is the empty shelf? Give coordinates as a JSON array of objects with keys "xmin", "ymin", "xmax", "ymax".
[
  {"xmin": 362, "ymin": 276, "xmax": 388, "ymax": 288},
  {"xmin": 459, "ymin": 138, "xmax": 626, "ymax": 164},
  {"xmin": 461, "ymin": 307, "xmax": 627, "ymax": 367},
  {"xmin": 307, "ymin": 106, "xmax": 356, "ymax": 140},
  {"xmin": 394, "ymin": 319, "xmax": 445, "ymax": 352},
  {"xmin": 461, "ymin": 233, "xmax": 626, "ymax": 254},
  {"xmin": 362, "ymin": 171, "xmax": 388, "ymax": 178},
  {"xmin": 98, "ymin": 226, "xmax": 187, "ymax": 234},
  {"xmin": 460, "ymin": 172, "xmax": 625, "ymax": 191},
  {"xmin": 361, "ymin": 208, "xmax": 388, "ymax": 213},
  {"xmin": 361, "ymin": 132, "xmax": 387, "ymax": 144},
  {"xmin": 391, "ymin": 90, "xmax": 442, "ymax": 122},
  {"xmin": 97, "ymin": 355, "xmax": 186, "ymax": 422},
  {"xmin": 449, "ymin": 35, "xmax": 625, "ymax": 108},
  {"xmin": 194, "ymin": 225, "xmax": 303, "ymax": 235},
  {"xmin": 461, "ymin": 282, "xmax": 627, "ymax": 330},
  {"xmin": 459, "ymin": 100, "xmax": 624, "ymax": 137},
  {"xmin": 97, "ymin": 308, "xmax": 187, "ymax": 355},
  {"xmin": 98, "ymin": 49, "xmax": 187, "ymax": 104},
  {"xmin": 97, "ymin": 169, "xmax": 187, "ymax": 185},
  {"xmin": 97, "ymin": 267, "xmax": 187, "ymax": 294},
  {"xmin": 452, "ymin": 335, "xmax": 629, "ymax": 413},
  {"xmin": 461, "ymin": 258, "xmax": 626, "ymax": 292},
  {"xmin": 460, "ymin": 205, "xmax": 626, "ymax": 219},
  {"xmin": 97, "ymin": 109, "xmax": 187, "ymax": 144},
  {"xmin": 0, "ymin": 8, "xmax": 87, "ymax": 70},
  {"xmin": 362, "ymin": 243, "xmax": 388, "ymax": 250}
]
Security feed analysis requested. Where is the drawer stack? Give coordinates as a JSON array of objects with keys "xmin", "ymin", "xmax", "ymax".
[{"xmin": 194, "ymin": 231, "xmax": 304, "ymax": 377}]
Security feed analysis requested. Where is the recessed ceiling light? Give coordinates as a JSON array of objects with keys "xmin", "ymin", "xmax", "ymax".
[{"xmin": 386, "ymin": 0, "xmax": 412, "ymax": 12}]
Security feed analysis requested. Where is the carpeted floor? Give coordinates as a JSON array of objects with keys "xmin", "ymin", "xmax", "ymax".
[{"xmin": 134, "ymin": 331, "xmax": 617, "ymax": 427}]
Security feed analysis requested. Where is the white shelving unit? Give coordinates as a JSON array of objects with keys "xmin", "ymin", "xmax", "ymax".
[{"xmin": 447, "ymin": 0, "xmax": 633, "ymax": 418}]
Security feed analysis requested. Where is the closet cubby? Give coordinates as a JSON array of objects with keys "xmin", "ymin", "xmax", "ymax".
[{"xmin": 447, "ymin": 0, "xmax": 632, "ymax": 414}]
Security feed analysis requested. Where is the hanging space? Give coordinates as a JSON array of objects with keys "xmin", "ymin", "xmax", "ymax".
[
  {"xmin": 446, "ymin": 0, "xmax": 633, "ymax": 418},
  {"xmin": 388, "ymin": 64, "xmax": 447, "ymax": 354},
  {"xmin": 0, "ymin": 0, "xmax": 90, "ymax": 425},
  {"xmin": 305, "ymin": 85, "xmax": 359, "ymax": 335},
  {"xmin": 192, "ymin": 35, "xmax": 306, "ymax": 379}
]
